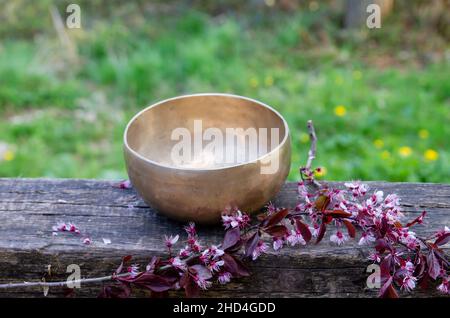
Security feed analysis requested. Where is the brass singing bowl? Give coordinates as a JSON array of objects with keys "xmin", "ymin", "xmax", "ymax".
[{"xmin": 124, "ymin": 93, "xmax": 291, "ymax": 224}]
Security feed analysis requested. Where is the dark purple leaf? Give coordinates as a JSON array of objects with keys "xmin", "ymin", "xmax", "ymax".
[
  {"xmin": 380, "ymin": 255, "xmax": 393, "ymax": 280},
  {"xmin": 146, "ymin": 256, "xmax": 159, "ymax": 273},
  {"xmin": 190, "ymin": 264, "xmax": 212, "ymax": 281},
  {"xmin": 379, "ymin": 276, "xmax": 393, "ymax": 298},
  {"xmin": 324, "ymin": 209, "xmax": 352, "ymax": 218},
  {"xmin": 295, "ymin": 219, "xmax": 312, "ymax": 243},
  {"xmin": 119, "ymin": 273, "xmax": 173, "ymax": 292},
  {"xmin": 434, "ymin": 233, "xmax": 450, "ymax": 247},
  {"xmin": 433, "ymin": 249, "xmax": 450, "ymax": 267},
  {"xmin": 264, "ymin": 208, "xmax": 289, "ymax": 228},
  {"xmin": 419, "ymin": 272, "xmax": 430, "ymax": 290},
  {"xmin": 315, "ymin": 195, "xmax": 330, "ymax": 212},
  {"xmin": 414, "ymin": 255, "xmax": 426, "ymax": 278},
  {"xmin": 222, "ymin": 226, "xmax": 241, "ymax": 251},
  {"xmin": 222, "ymin": 253, "xmax": 250, "ymax": 277},
  {"xmin": 180, "ymin": 272, "xmax": 199, "ymax": 298},
  {"xmin": 263, "ymin": 225, "xmax": 288, "ymax": 238},
  {"xmin": 315, "ymin": 222, "xmax": 326, "ymax": 244},
  {"xmin": 244, "ymin": 232, "xmax": 260, "ymax": 258},
  {"xmin": 427, "ymin": 250, "xmax": 441, "ymax": 280},
  {"xmin": 381, "ymin": 282, "xmax": 398, "ymax": 298},
  {"xmin": 343, "ymin": 219, "xmax": 356, "ymax": 238},
  {"xmin": 380, "ymin": 217, "xmax": 389, "ymax": 237},
  {"xmin": 375, "ymin": 238, "xmax": 392, "ymax": 254}
]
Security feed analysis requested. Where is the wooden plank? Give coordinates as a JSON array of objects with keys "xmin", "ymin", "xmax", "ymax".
[{"xmin": 0, "ymin": 178, "xmax": 448, "ymax": 297}]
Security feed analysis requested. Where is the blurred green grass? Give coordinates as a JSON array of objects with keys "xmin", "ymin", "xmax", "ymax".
[{"xmin": 0, "ymin": 1, "xmax": 449, "ymax": 182}]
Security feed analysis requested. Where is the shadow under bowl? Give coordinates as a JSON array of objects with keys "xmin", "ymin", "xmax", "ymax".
[{"xmin": 124, "ymin": 93, "xmax": 291, "ymax": 224}]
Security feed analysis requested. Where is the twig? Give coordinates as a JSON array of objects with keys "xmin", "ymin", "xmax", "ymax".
[
  {"xmin": 305, "ymin": 120, "xmax": 317, "ymax": 170},
  {"xmin": 301, "ymin": 120, "xmax": 321, "ymax": 187},
  {"xmin": 0, "ymin": 273, "xmax": 130, "ymax": 289}
]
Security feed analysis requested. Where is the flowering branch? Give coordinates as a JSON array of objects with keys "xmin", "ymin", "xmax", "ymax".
[{"xmin": 0, "ymin": 121, "xmax": 448, "ymax": 298}]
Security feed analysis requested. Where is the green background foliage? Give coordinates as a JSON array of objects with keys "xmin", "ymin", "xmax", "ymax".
[{"xmin": 0, "ymin": 0, "xmax": 448, "ymax": 182}]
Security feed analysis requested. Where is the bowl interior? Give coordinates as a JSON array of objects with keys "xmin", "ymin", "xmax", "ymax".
[{"xmin": 125, "ymin": 94, "xmax": 287, "ymax": 169}]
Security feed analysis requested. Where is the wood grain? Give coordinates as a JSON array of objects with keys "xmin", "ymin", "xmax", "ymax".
[{"xmin": 0, "ymin": 178, "xmax": 448, "ymax": 297}]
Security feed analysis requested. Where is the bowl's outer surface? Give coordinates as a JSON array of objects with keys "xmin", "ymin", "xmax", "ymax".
[{"xmin": 124, "ymin": 94, "xmax": 291, "ymax": 224}]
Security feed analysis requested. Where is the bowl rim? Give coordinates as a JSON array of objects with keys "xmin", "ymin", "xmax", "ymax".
[{"xmin": 123, "ymin": 93, "xmax": 290, "ymax": 171}]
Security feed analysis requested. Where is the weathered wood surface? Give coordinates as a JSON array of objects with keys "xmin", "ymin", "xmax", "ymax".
[{"xmin": 0, "ymin": 178, "xmax": 448, "ymax": 298}]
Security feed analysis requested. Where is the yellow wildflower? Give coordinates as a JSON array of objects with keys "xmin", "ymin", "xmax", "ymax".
[
  {"xmin": 418, "ymin": 129, "xmax": 429, "ymax": 139},
  {"xmin": 381, "ymin": 150, "xmax": 391, "ymax": 160},
  {"xmin": 3, "ymin": 150, "xmax": 14, "ymax": 161},
  {"xmin": 264, "ymin": 75, "xmax": 274, "ymax": 87},
  {"xmin": 249, "ymin": 77, "xmax": 259, "ymax": 88},
  {"xmin": 334, "ymin": 105, "xmax": 346, "ymax": 117},
  {"xmin": 398, "ymin": 146, "xmax": 412, "ymax": 158},
  {"xmin": 264, "ymin": 0, "xmax": 275, "ymax": 7},
  {"xmin": 424, "ymin": 149, "xmax": 439, "ymax": 161},
  {"xmin": 314, "ymin": 167, "xmax": 327, "ymax": 177},
  {"xmin": 299, "ymin": 132, "xmax": 309, "ymax": 144},
  {"xmin": 373, "ymin": 139, "xmax": 384, "ymax": 149}
]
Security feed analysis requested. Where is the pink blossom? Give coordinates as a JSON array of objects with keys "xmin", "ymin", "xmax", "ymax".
[
  {"xmin": 199, "ymin": 253, "xmax": 209, "ymax": 265},
  {"xmin": 384, "ymin": 193, "xmax": 400, "ymax": 209},
  {"xmin": 203, "ymin": 245, "xmax": 224, "ymax": 259},
  {"xmin": 53, "ymin": 222, "xmax": 68, "ymax": 232},
  {"xmin": 402, "ymin": 260, "xmax": 415, "ymax": 273},
  {"xmin": 117, "ymin": 180, "xmax": 132, "ymax": 189},
  {"xmin": 127, "ymin": 264, "xmax": 140, "ymax": 278},
  {"xmin": 252, "ymin": 241, "xmax": 268, "ymax": 260},
  {"xmin": 437, "ymin": 278, "xmax": 449, "ymax": 294},
  {"xmin": 330, "ymin": 231, "xmax": 348, "ymax": 246},
  {"xmin": 344, "ymin": 181, "xmax": 368, "ymax": 197},
  {"xmin": 368, "ymin": 252, "xmax": 381, "ymax": 263},
  {"xmin": 297, "ymin": 182, "xmax": 310, "ymax": 199},
  {"xmin": 222, "ymin": 215, "xmax": 238, "ymax": 229},
  {"xmin": 309, "ymin": 223, "xmax": 321, "ymax": 238},
  {"xmin": 399, "ymin": 230, "xmax": 419, "ymax": 249},
  {"xmin": 68, "ymin": 223, "xmax": 80, "ymax": 234},
  {"xmin": 266, "ymin": 202, "xmax": 277, "ymax": 215},
  {"xmin": 400, "ymin": 275, "xmax": 417, "ymax": 292},
  {"xmin": 218, "ymin": 272, "xmax": 232, "ymax": 284},
  {"xmin": 169, "ymin": 257, "xmax": 186, "ymax": 270},
  {"xmin": 207, "ymin": 260, "xmax": 224, "ymax": 272},
  {"xmin": 222, "ymin": 210, "xmax": 250, "ymax": 229},
  {"xmin": 286, "ymin": 230, "xmax": 306, "ymax": 247},
  {"xmin": 195, "ymin": 276, "xmax": 212, "ymax": 290},
  {"xmin": 184, "ymin": 222, "xmax": 196, "ymax": 237},
  {"xmin": 187, "ymin": 237, "xmax": 202, "ymax": 252},
  {"xmin": 164, "ymin": 234, "xmax": 179, "ymax": 248},
  {"xmin": 273, "ymin": 238, "xmax": 283, "ymax": 251},
  {"xmin": 82, "ymin": 237, "xmax": 92, "ymax": 245},
  {"xmin": 191, "ymin": 241, "xmax": 202, "ymax": 253},
  {"xmin": 366, "ymin": 191, "xmax": 383, "ymax": 207},
  {"xmin": 358, "ymin": 232, "xmax": 376, "ymax": 246},
  {"xmin": 179, "ymin": 245, "xmax": 191, "ymax": 258}
]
